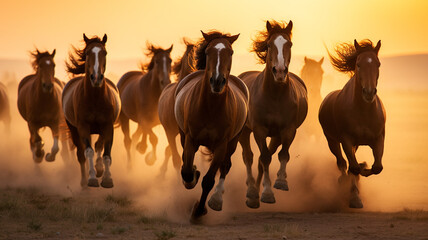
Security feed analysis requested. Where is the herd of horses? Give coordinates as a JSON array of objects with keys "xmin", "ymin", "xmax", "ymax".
[{"xmin": 0, "ymin": 20, "xmax": 386, "ymax": 220}]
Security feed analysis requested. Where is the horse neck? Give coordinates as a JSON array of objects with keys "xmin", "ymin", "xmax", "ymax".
[{"xmin": 142, "ymin": 70, "xmax": 162, "ymax": 96}]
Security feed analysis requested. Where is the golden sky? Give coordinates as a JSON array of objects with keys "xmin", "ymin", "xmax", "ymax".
[{"xmin": 0, "ymin": 0, "xmax": 427, "ymax": 60}]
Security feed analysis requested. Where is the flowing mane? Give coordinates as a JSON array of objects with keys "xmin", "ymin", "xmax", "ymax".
[
  {"xmin": 172, "ymin": 38, "xmax": 195, "ymax": 75},
  {"xmin": 66, "ymin": 36, "xmax": 105, "ymax": 75},
  {"xmin": 195, "ymin": 31, "xmax": 233, "ymax": 70},
  {"xmin": 30, "ymin": 49, "xmax": 52, "ymax": 71},
  {"xmin": 328, "ymin": 39, "xmax": 377, "ymax": 75},
  {"xmin": 251, "ymin": 20, "xmax": 292, "ymax": 64},
  {"xmin": 140, "ymin": 42, "xmax": 171, "ymax": 72}
]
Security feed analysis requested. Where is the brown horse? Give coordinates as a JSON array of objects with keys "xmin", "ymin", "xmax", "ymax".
[
  {"xmin": 319, "ymin": 39, "xmax": 385, "ymax": 208},
  {"xmin": 300, "ymin": 56, "xmax": 324, "ymax": 137},
  {"xmin": 17, "ymin": 49, "xmax": 70, "ymax": 163},
  {"xmin": 238, "ymin": 20, "xmax": 308, "ymax": 208},
  {"xmin": 175, "ymin": 31, "xmax": 248, "ymax": 219},
  {"xmin": 63, "ymin": 34, "xmax": 121, "ymax": 188},
  {"xmin": 0, "ymin": 82, "xmax": 11, "ymax": 134},
  {"xmin": 117, "ymin": 43, "xmax": 173, "ymax": 170},
  {"xmin": 158, "ymin": 38, "xmax": 195, "ymax": 175}
]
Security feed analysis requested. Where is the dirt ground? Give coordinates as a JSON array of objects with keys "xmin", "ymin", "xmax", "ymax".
[{"xmin": 1, "ymin": 187, "xmax": 427, "ymax": 240}]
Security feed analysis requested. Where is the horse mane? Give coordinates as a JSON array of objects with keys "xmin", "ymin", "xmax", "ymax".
[
  {"xmin": 252, "ymin": 20, "xmax": 293, "ymax": 64},
  {"xmin": 66, "ymin": 35, "xmax": 105, "ymax": 75},
  {"xmin": 30, "ymin": 49, "xmax": 52, "ymax": 71},
  {"xmin": 172, "ymin": 38, "xmax": 196, "ymax": 75},
  {"xmin": 140, "ymin": 42, "xmax": 171, "ymax": 72},
  {"xmin": 328, "ymin": 39, "xmax": 377, "ymax": 75},
  {"xmin": 195, "ymin": 31, "xmax": 234, "ymax": 70}
]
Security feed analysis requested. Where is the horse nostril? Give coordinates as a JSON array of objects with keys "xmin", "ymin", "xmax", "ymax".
[
  {"xmin": 90, "ymin": 74, "xmax": 95, "ymax": 80},
  {"xmin": 272, "ymin": 66, "xmax": 277, "ymax": 74},
  {"xmin": 373, "ymin": 88, "xmax": 377, "ymax": 95},
  {"xmin": 100, "ymin": 74, "xmax": 104, "ymax": 80},
  {"xmin": 284, "ymin": 66, "xmax": 289, "ymax": 74},
  {"xmin": 210, "ymin": 77, "xmax": 214, "ymax": 85}
]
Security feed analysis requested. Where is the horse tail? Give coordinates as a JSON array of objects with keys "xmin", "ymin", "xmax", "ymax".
[{"xmin": 200, "ymin": 147, "xmax": 213, "ymax": 162}]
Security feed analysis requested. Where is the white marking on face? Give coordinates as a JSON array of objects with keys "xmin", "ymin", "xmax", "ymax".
[
  {"xmin": 367, "ymin": 58, "xmax": 373, "ymax": 63},
  {"xmin": 274, "ymin": 36, "xmax": 287, "ymax": 67},
  {"xmin": 163, "ymin": 56, "xmax": 168, "ymax": 75},
  {"xmin": 214, "ymin": 43, "xmax": 226, "ymax": 79},
  {"xmin": 46, "ymin": 60, "xmax": 51, "ymax": 65},
  {"xmin": 92, "ymin": 46, "xmax": 102, "ymax": 77}
]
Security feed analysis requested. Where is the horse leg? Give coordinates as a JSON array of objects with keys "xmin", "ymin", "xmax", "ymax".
[
  {"xmin": 94, "ymin": 136, "xmax": 104, "ymax": 178},
  {"xmin": 192, "ymin": 144, "xmax": 226, "ymax": 219},
  {"xmin": 268, "ymin": 136, "xmax": 281, "ymax": 155},
  {"xmin": 181, "ymin": 134, "xmax": 200, "ymax": 189},
  {"xmin": 342, "ymin": 139, "xmax": 360, "ymax": 175},
  {"xmin": 274, "ymin": 129, "xmax": 297, "ymax": 191},
  {"xmin": 145, "ymin": 128, "xmax": 158, "ymax": 166},
  {"xmin": 168, "ymin": 131, "xmax": 181, "ymax": 171},
  {"xmin": 361, "ymin": 136, "xmax": 385, "ymax": 177},
  {"xmin": 134, "ymin": 125, "xmax": 147, "ymax": 154},
  {"xmin": 208, "ymin": 135, "xmax": 239, "ymax": 211},
  {"xmin": 326, "ymin": 136, "xmax": 347, "ymax": 176},
  {"xmin": 253, "ymin": 127, "xmax": 275, "ymax": 204},
  {"xmin": 238, "ymin": 126, "xmax": 259, "ymax": 208},
  {"xmin": 119, "ymin": 112, "xmax": 132, "ymax": 170},
  {"xmin": 77, "ymin": 126, "xmax": 98, "ymax": 187},
  {"xmin": 100, "ymin": 125, "xmax": 114, "ymax": 188},
  {"xmin": 28, "ymin": 123, "xmax": 44, "ymax": 163},
  {"xmin": 66, "ymin": 120, "xmax": 87, "ymax": 187},
  {"xmin": 45, "ymin": 125, "xmax": 60, "ymax": 162},
  {"xmin": 349, "ymin": 173, "xmax": 363, "ymax": 208}
]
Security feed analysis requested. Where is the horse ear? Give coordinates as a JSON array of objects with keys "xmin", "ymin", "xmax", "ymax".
[
  {"xmin": 167, "ymin": 44, "xmax": 173, "ymax": 53},
  {"xmin": 102, "ymin": 34, "xmax": 108, "ymax": 44},
  {"xmin": 374, "ymin": 40, "xmax": 381, "ymax": 54},
  {"xmin": 83, "ymin": 33, "xmax": 89, "ymax": 43},
  {"xmin": 36, "ymin": 49, "xmax": 41, "ymax": 55},
  {"xmin": 354, "ymin": 39, "xmax": 361, "ymax": 51},
  {"xmin": 285, "ymin": 20, "xmax": 293, "ymax": 33},
  {"xmin": 319, "ymin": 57, "xmax": 324, "ymax": 64},
  {"xmin": 51, "ymin": 49, "xmax": 56, "ymax": 57},
  {"xmin": 228, "ymin": 34, "xmax": 240, "ymax": 44},
  {"xmin": 304, "ymin": 56, "xmax": 308, "ymax": 63},
  {"xmin": 266, "ymin": 21, "xmax": 273, "ymax": 32},
  {"xmin": 201, "ymin": 30, "xmax": 209, "ymax": 40}
]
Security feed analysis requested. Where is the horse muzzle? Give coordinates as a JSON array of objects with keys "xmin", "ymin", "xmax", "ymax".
[
  {"xmin": 42, "ymin": 82, "xmax": 53, "ymax": 93},
  {"xmin": 90, "ymin": 74, "xmax": 104, "ymax": 88},
  {"xmin": 273, "ymin": 66, "xmax": 289, "ymax": 84},
  {"xmin": 210, "ymin": 76, "xmax": 227, "ymax": 94},
  {"xmin": 362, "ymin": 88, "xmax": 377, "ymax": 103}
]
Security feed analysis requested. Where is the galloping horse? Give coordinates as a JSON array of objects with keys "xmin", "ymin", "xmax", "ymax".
[
  {"xmin": 238, "ymin": 20, "xmax": 308, "ymax": 208},
  {"xmin": 319, "ymin": 39, "xmax": 385, "ymax": 208},
  {"xmin": 63, "ymin": 34, "xmax": 121, "ymax": 188},
  {"xmin": 117, "ymin": 43, "xmax": 172, "ymax": 169},
  {"xmin": 175, "ymin": 31, "xmax": 248, "ymax": 219},
  {"xmin": 17, "ymin": 49, "xmax": 70, "ymax": 163},
  {"xmin": 158, "ymin": 39, "xmax": 195, "ymax": 175},
  {"xmin": 300, "ymin": 57, "xmax": 324, "ymax": 137},
  {"xmin": 0, "ymin": 82, "xmax": 11, "ymax": 134}
]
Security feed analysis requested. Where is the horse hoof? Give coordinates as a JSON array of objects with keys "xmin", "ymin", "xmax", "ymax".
[
  {"xmin": 183, "ymin": 170, "xmax": 200, "ymax": 189},
  {"xmin": 246, "ymin": 198, "xmax": 260, "ymax": 209},
  {"xmin": 349, "ymin": 196, "xmax": 363, "ymax": 209},
  {"xmin": 101, "ymin": 178, "xmax": 114, "ymax": 188},
  {"xmin": 246, "ymin": 186, "xmax": 259, "ymax": 199},
  {"xmin": 208, "ymin": 195, "xmax": 223, "ymax": 211},
  {"xmin": 95, "ymin": 158, "xmax": 104, "ymax": 178},
  {"xmin": 261, "ymin": 192, "xmax": 276, "ymax": 204},
  {"xmin": 191, "ymin": 201, "xmax": 207, "ymax": 220},
  {"xmin": 34, "ymin": 156, "xmax": 43, "ymax": 163},
  {"xmin": 349, "ymin": 165, "xmax": 361, "ymax": 175},
  {"xmin": 45, "ymin": 153, "xmax": 55, "ymax": 162},
  {"xmin": 145, "ymin": 152, "xmax": 156, "ymax": 166},
  {"xmin": 35, "ymin": 149, "xmax": 45, "ymax": 159},
  {"xmin": 136, "ymin": 142, "xmax": 147, "ymax": 155},
  {"xmin": 273, "ymin": 179, "xmax": 289, "ymax": 191},
  {"xmin": 88, "ymin": 178, "xmax": 99, "ymax": 187}
]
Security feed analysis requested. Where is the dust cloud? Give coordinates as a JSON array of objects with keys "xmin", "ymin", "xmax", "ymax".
[{"xmin": 0, "ymin": 58, "xmax": 427, "ymax": 224}]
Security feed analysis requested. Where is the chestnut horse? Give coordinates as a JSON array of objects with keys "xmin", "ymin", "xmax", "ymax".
[
  {"xmin": 238, "ymin": 20, "xmax": 308, "ymax": 208},
  {"xmin": 158, "ymin": 39, "xmax": 195, "ymax": 175},
  {"xmin": 117, "ymin": 43, "xmax": 173, "ymax": 170},
  {"xmin": 300, "ymin": 56, "xmax": 324, "ymax": 137},
  {"xmin": 319, "ymin": 39, "xmax": 385, "ymax": 208},
  {"xmin": 175, "ymin": 31, "xmax": 248, "ymax": 219},
  {"xmin": 0, "ymin": 82, "xmax": 11, "ymax": 134},
  {"xmin": 17, "ymin": 49, "xmax": 70, "ymax": 163},
  {"xmin": 63, "ymin": 34, "xmax": 121, "ymax": 188}
]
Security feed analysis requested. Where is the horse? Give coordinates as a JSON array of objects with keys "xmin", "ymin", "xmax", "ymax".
[
  {"xmin": 238, "ymin": 20, "xmax": 308, "ymax": 208},
  {"xmin": 0, "ymin": 82, "xmax": 11, "ymax": 134},
  {"xmin": 174, "ymin": 31, "xmax": 248, "ymax": 219},
  {"xmin": 117, "ymin": 43, "xmax": 173, "ymax": 170},
  {"xmin": 63, "ymin": 34, "xmax": 121, "ymax": 188},
  {"xmin": 17, "ymin": 49, "xmax": 71, "ymax": 163},
  {"xmin": 300, "ymin": 56, "xmax": 324, "ymax": 137},
  {"xmin": 158, "ymin": 38, "xmax": 195, "ymax": 175},
  {"xmin": 319, "ymin": 39, "xmax": 385, "ymax": 208}
]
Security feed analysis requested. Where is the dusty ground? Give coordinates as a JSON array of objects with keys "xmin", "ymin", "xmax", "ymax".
[{"xmin": 1, "ymin": 187, "xmax": 428, "ymax": 240}]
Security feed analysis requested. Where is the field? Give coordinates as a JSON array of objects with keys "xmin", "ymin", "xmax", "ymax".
[{"xmin": 0, "ymin": 85, "xmax": 428, "ymax": 239}]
